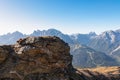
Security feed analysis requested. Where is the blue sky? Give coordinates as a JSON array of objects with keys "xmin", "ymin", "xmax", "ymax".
[{"xmin": 0, "ymin": 0, "xmax": 120, "ymax": 35}]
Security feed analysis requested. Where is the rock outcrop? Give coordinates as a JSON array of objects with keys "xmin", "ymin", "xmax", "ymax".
[
  {"xmin": 0, "ymin": 36, "xmax": 79, "ymax": 80},
  {"xmin": 0, "ymin": 36, "xmax": 120, "ymax": 80}
]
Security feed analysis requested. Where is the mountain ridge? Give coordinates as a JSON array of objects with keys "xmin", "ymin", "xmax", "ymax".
[{"xmin": 0, "ymin": 28, "xmax": 120, "ymax": 67}]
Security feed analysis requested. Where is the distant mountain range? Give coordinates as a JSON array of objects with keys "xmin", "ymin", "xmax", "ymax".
[
  {"xmin": 70, "ymin": 44, "xmax": 118, "ymax": 68},
  {"xmin": 0, "ymin": 28, "xmax": 120, "ymax": 67}
]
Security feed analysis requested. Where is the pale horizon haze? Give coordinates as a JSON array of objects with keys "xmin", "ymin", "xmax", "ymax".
[{"xmin": 0, "ymin": 0, "xmax": 120, "ymax": 35}]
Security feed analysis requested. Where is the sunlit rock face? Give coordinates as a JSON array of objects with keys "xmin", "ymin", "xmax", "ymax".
[
  {"xmin": 0, "ymin": 36, "xmax": 77, "ymax": 80},
  {"xmin": 14, "ymin": 36, "xmax": 74, "ymax": 80}
]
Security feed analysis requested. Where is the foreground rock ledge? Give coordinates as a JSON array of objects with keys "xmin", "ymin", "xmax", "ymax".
[
  {"xmin": 0, "ymin": 36, "xmax": 80, "ymax": 80},
  {"xmin": 0, "ymin": 36, "xmax": 120, "ymax": 80}
]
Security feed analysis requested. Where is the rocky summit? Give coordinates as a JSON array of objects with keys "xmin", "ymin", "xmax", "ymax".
[{"xmin": 0, "ymin": 36, "xmax": 120, "ymax": 80}]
